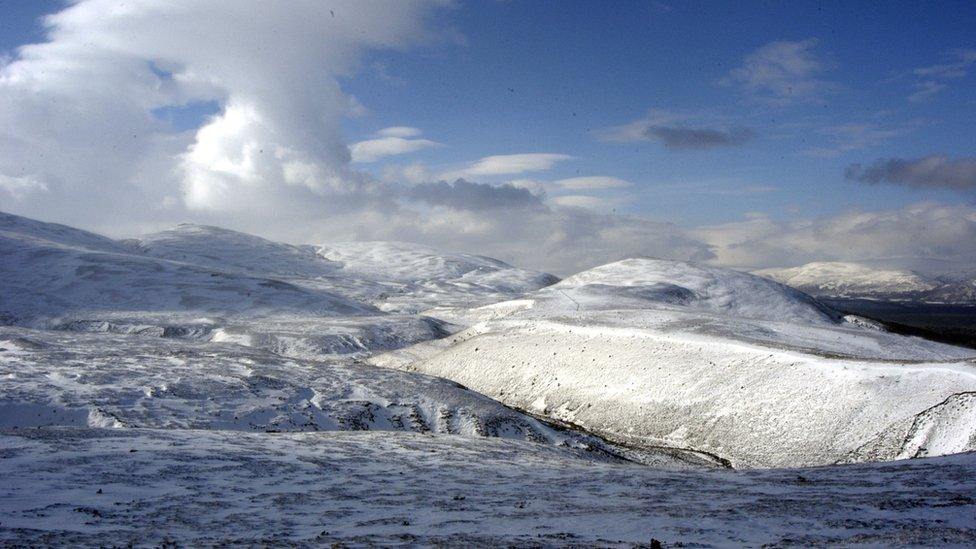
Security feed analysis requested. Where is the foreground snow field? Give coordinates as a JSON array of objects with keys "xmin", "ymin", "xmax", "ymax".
[
  {"xmin": 2, "ymin": 428, "xmax": 976, "ymax": 547},
  {"xmin": 3, "ymin": 211, "xmax": 976, "ymax": 545}
]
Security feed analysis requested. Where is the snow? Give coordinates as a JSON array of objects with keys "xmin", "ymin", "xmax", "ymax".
[
  {"xmin": 555, "ymin": 258, "xmax": 840, "ymax": 324},
  {"xmin": 4, "ymin": 212, "xmax": 976, "ymax": 544},
  {"xmin": 375, "ymin": 258, "xmax": 976, "ymax": 468},
  {"xmin": 318, "ymin": 240, "xmax": 559, "ymax": 312},
  {"xmin": 758, "ymin": 260, "xmax": 976, "ymax": 303},
  {"xmin": 2, "ymin": 427, "xmax": 976, "ymax": 546}
]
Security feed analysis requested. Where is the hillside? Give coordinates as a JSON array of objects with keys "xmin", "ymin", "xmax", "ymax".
[
  {"xmin": 374, "ymin": 258, "xmax": 976, "ymax": 468},
  {"xmin": 757, "ymin": 261, "xmax": 976, "ymax": 304}
]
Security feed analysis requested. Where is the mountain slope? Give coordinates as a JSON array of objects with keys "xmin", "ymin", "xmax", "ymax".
[
  {"xmin": 318, "ymin": 240, "xmax": 559, "ymax": 312},
  {"xmin": 0, "ymin": 214, "xmax": 371, "ymax": 323},
  {"xmin": 374, "ymin": 258, "xmax": 976, "ymax": 468},
  {"xmin": 757, "ymin": 261, "xmax": 976, "ymax": 304},
  {"xmin": 138, "ymin": 224, "xmax": 340, "ymax": 279}
]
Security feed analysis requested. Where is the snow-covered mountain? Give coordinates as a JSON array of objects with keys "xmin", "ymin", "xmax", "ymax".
[
  {"xmin": 4, "ymin": 212, "xmax": 976, "ymax": 545},
  {"xmin": 2, "ymin": 211, "xmax": 631, "ymax": 454},
  {"xmin": 757, "ymin": 261, "xmax": 976, "ymax": 303},
  {"xmin": 0, "ymin": 211, "xmax": 559, "ymax": 356},
  {"xmin": 374, "ymin": 257, "xmax": 976, "ymax": 468}
]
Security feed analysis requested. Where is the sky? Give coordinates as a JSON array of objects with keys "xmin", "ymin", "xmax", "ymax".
[{"xmin": 0, "ymin": 0, "xmax": 974, "ymax": 275}]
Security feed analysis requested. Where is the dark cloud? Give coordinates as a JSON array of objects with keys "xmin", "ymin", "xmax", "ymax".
[
  {"xmin": 407, "ymin": 179, "xmax": 544, "ymax": 211},
  {"xmin": 645, "ymin": 126, "xmax": 755, "ymax": 150},
  {"xmin": 846, "ymin": 155, "xmax": 976, "ymax": 190}
]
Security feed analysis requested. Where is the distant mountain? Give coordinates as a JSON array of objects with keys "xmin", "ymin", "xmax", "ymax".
[{"xmin": 756, "ymin": 261, "xmax": 976, "ymax": 304}]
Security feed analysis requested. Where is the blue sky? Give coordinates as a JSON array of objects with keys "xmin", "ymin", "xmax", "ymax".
[
  {"xmin": 0, "ymin": 1, "xmax": 974, "ymax": 273},
  {"xmin": 336, "ymin": 0, "xmax": 975, "ymax": 225}
]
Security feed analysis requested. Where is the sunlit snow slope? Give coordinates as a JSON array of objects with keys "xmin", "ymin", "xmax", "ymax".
[
  {"xmin": 1, "ymin": 211, "xmax": 608, "ymax": 453},
  {"xmin": 375, "ymin": 258, "xmax": 976, "ymax": 468},
  {"xmin": 758, "ymin": 261, "xmax": 976, "ymax": 303}
]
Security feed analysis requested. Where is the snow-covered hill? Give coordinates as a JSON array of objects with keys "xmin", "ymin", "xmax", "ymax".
[
  {"xmin": 0, "ymin": 213, "xmax": 374, "ymax": 324},
  {"xmin": 1, "ymin": 211, "xmax": 615, "ymax": 453},
  {"xmin": 0, "ymin": 326, "xmax": 654, "ymax": 460},
  {"xmin": 4, "ymin": 213, "xmax": 976, "ymax": 544},
  {"xmin": 0, "ymin": 211, "xmax": 559, "ymax": 356},
  {"xmin": 374, "ymin": 258, "xmax": 976, "ymax": 468},
  {"xmin": 317, "ymin": 240, "xmax": 559, "ymax": 312},
  {"xmin": 757, "ymin": 261, "xmax": 976, "ymax": 304}
]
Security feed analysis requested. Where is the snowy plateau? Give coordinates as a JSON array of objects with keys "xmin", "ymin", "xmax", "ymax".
[{"xmin": 2, "ymin": 210, "xmax": 976, "ymax": 547}]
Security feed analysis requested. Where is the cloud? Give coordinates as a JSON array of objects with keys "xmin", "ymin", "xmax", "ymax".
[
  {"xmin": 381, "ymin": 161, "xmax": 433, "ymax": 184},
  {"xmin": 645, "ymin": 126, "xmax": 755, "ymax": 150},
  {"xmin": 550, "ymin": 195, "xmax": 623, "ymax": 211},
  {"xmin": 909, "ymin": 49, "xmax": 976, "ymax": 102},
  {"xmin": 908, "ymin": 81, "xmax": 946, "ymax": 103},
  {"xmin": 310, "ymin": 201, "xmax": 715, "ymax": 276},
  {"xmin": 350, "ymin": 128, "xmax": 440, "ymax": 163},
  {"xmin": 451, "ymin": 153, "xmax": 573, "ymax": 177},
  {"xmin": 552, "ymin": 176, "xmax": 631, "ymax": 190},
  {"xmin": 846, "ymin": 155, "xmax": 976, "ymax": 191},
  {"xmin": 376, "ymin": 126, "xmax": 423, "ymax": 138},
  {"xmin": 406, "ymin": 179, "xmax": 544, "ymax": 210},
  {"xmin": 722, "ymin": 38, "xmax": 836, "ymax": 105},
  {"xmin": 803, "ymin": 122, "xmax": 913, "ymax": 158},
  {"xmin": 0, "ymin": 0, "xmax": 448, "ymax": 231},
  {"xmin": 595, "ymin": 109, "xmax": 754, "ymax": 149},
  {"xmin": 0, "ymin": 174, "xmax": 48, "ymax": 199},
  {"xmin": 3, "ymin": 3, "xmax": 975, "ymax": 278},
  {"xmin": 695, "ymin": 202, "xmax": 976, "ymax": 274}
]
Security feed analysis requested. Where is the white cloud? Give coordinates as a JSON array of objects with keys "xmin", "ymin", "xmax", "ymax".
[
  {"xmin": 306, "ymin": 203, "xmax": 714, "ymax": 276},
  {"xmin": 451, "ymin": 153, "xmax": 573, "ymax": 177},
  {"xmin": 0, "ymin": 0, "xmax": 447, "ymax": 230},
  {"xmin": 0, "ymin": 174, "xmax": 48, "ymax": 199},
  {"xmin": 376, "ymin": 126, "xmax": 423, "ymax": 138},
  {"xmin": 350, "ymin": 135, "xmax": 440, "ymax": 163},
  {"xmin": 722, "ymin": 38, "xmax": 836, "ymax": 105},
  {"xmin": 594, "ymin": 109, "xmax": 684, "ymax": 142},
  {"xmin": 552, "ymin": 176, "xmax": 631, "ymax": 190},
  {"xmin": 909, "ymin": 48, "xmax": 976, "ymax": 102},
  {"xmin": 3, "ymin": 3, "xmax": 975, "ymax": 279},
  {"xmin": 694, "ymin": 202, "xmax": 976, "ymax": 274},
  {"xmin": 550, "ymin": 195, "xmax": 622, "ymax": 211}
]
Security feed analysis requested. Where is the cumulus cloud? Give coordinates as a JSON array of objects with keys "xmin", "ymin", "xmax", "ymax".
[
  {"xmin": 722, "ymin": 38, "xmax": 836, "ymax": 105},
  {"xmin": 595, "ymin": 109, "xmax": 754, "ymax": 149},
  {"xmin": 695, "ymin": 202, "xmax": 976, "ymax": 274},
  {"xmin": 406, "ymin": 179, "xmax": 544, "ymax": 210},
  {"xmin": 3, "ymin": 3, "xmax": 975, "ymax": 278},
  {"xmin": 0, "ymin": 0, "xmax": 447, "ymax": 231},
  {"xmin": 350, "ymin": 127, "xmax": 440, "ymax": 163},
  {"xmin": 909, "ymin": 48, "xmax": 976, "ymax": 102},
  {"xmin": 846, "ymin": 155, "xmax": 976, "ymax": 191}
]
